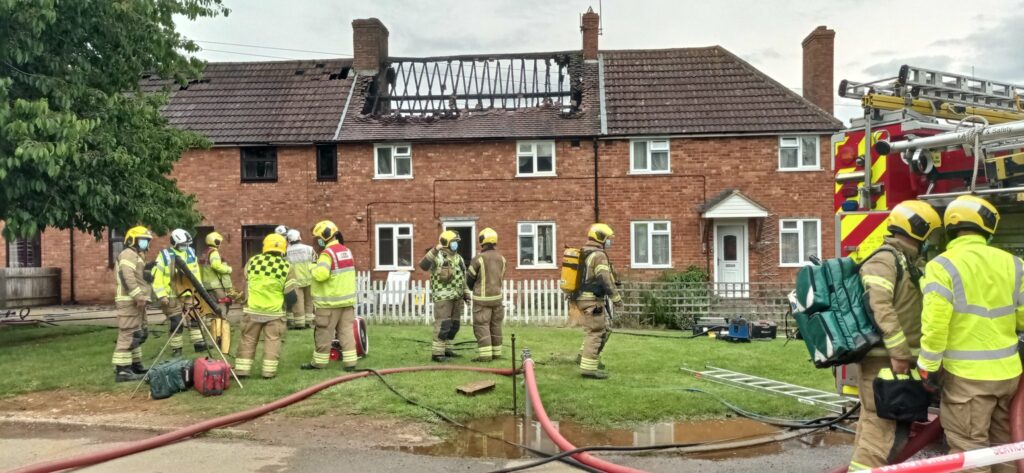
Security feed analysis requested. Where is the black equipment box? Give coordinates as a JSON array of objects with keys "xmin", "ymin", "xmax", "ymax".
[
  {"xmin": 692, "ymin": 317, "xmax": 728, "ymax": 337},
  {"xmin": 751, "ymin": 320, "xmax": 777, "ymax": 340}
]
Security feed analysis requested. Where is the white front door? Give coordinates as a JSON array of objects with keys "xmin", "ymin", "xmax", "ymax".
[{"xmin": 715, "ymin": 222, "xmax": 748, "ymax": 286}]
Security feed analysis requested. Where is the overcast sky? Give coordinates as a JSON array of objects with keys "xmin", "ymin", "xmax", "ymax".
[{"xmin": 176, "ymin": 0, "xmax": 1024, "ymax": 125}]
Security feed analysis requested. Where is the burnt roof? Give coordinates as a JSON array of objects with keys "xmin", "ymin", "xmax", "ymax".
[
  {"xmin": 601, "ymin": 47, "xmax": 842, "ymax": 136},
  {"xmin": 140, "ymin": 59, "xmax": 353, "ymax": 144}
]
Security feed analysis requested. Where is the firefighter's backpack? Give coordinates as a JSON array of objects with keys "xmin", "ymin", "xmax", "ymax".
[
  {"xmin": 790, "ymin": 249, "xmax": 903, "ymax": 368},
  {"xmin": 559, "ymin": 247, "xmax": 584, "ymax": 294},
  {"xmin": 148, "ymin": 358, "xmax": 194, "ymax": 400}
]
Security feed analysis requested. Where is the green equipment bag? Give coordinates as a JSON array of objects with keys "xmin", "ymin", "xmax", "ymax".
[
  {"xmin": 148, "ymin": 358, "xmax": 194, "ymax": 400},
  {"xmin": 789, "ymin": 249, "xmax": 898, "ymax": 368}
]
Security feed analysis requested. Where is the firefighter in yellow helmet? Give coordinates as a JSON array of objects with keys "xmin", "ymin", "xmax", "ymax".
[
  {"xmin": 199, "ymin": 231, "xmax": 233, "ymax": 320},
  {"xmin": 235, "ymin": 233, "xmax": 297, "ymax": 379},
  {"xmin": 847, "ymin": 200, "xmax": 941, "ymax": 472},
  {"xmin": 466, "ymin": 228, "xmax": 507, "ymax": 362},
  {"xmin": 111, "ymin": 226, "xmax": 154, "ymax": 382},
  {"xmin": 301, "ymin": 220, "xmax": 360, "ymax": 371},
  {"xmin": 152, "ymin": 228, "xmax": 205, "ymax": 357},
  {"xmin": 573, "ymin": 223, "xmax": 621, "ymax": 379},
  {"xmin": 420, "ymin": 229, "xmax": 470, "ymax": 362},
  {"xmin": 917, "ymin": 196, "xmax": 1023, "ymax": 470}
]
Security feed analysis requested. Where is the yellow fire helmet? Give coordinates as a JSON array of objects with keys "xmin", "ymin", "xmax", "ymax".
[
  {"xmin": 588, "ymin": 223, "xmax": 614, "ymax": 244},
  {"xmin": 124, "ymin": 226, "xmax": 153, "ymax": 247},
  {"xmin": 944, "ymin": 195, "xmax": 1000, "ymax": 236},
  {"xmin": 263, "ymin": 233, "xmax": 287, "ymax": 255},
  {"xmin": 439, "ymin": 230, "xmax": 461, "ymax": 246},
  {"xmin": 886, "ymin": 200, "xmax": 941, "ymax": 242},
  {"xmin": 478, "ymin": 227, "xmax": 498, "ymax": 246},
  {"xmin": 312, "ymin": 220, "xmax": 339, "ymax": 241},
  {"xmin": 205, "ymin": 231, "xmax": 224, "ymax": 247}
]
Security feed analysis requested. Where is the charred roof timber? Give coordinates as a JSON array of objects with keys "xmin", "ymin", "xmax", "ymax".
[{"xmin": 362, "ymin": 52, "xmax": 586, "ymax": 118}]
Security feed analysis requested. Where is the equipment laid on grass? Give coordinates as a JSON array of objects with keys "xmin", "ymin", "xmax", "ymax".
[
  {"xmin": 193, "ymin": 357, "xmax": 231, "ymax": 396},
  {"xmin": 751, "ymin": 320, "xmax": 777, "ymax": 339},
  {"xmin": 721, "ymin": 317, "xmax": 751, "ymax": 343},
  {"xmin": 148, "ymin": 358, "xmax": 194, "ymax": 400},
  {"xmin": 681, "ymin": 364, "xmax": 858, "ymax": 414},
  {"xmin": 692, "ymin": 317, "xmax": 728, "ymax": 337}
]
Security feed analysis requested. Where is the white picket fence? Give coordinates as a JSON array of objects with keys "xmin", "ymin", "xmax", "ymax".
[{"xmin": 355, "ymin": 272, "xmax": 569, "ymax": 325}]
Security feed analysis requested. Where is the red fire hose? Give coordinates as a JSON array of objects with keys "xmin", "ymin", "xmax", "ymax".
[
  {"xmin": 522, "ymin": 357, "xmax": 648, "ymax": 473},
  {"xmin": 10, "ymin": 365, "xmax": 516, "ymax": 473}
]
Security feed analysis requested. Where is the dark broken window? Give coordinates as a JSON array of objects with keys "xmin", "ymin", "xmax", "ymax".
[
  {"xmin": 316, "ymin": 144, "xmax": 338, "ymax": 181},
  {"xmin": 241, "ymin": 147, "xmax": 278, "ymax": 182}
]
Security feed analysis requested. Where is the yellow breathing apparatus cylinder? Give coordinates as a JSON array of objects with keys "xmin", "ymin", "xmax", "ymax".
[{"xmin": 560, "ymin": 247, "xmax": 583, "ymax": 294}]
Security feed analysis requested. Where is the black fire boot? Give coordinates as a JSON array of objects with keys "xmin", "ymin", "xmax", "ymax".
[
  {"xmin": 574, "ymin": 354, "xmax": 605, "ymax": 370},
  {"xmin": 300, "ymin": 363, "xmax": 323, "ymax": 370},
  {"xmin": 342, "ymin": 365, "xmax": 357, "ymax": 372},
  {"xmin": 115, "ymin": 366, "xmax": 144, "ymax": 382},
  {"xmin": 171, "ymin": 348, "xmax": 183, "ymax": 358},
  {"xmin": 130, "ymin": 362, "xmax": 148, "ymax": 374},
  {"xmin": 193, "ymin": 341, "xmax": 208, "ymax": 353},
  {"xmin": 581, "ymin": 370, "xmax": 609, "ymax": 380},
  {"xmin": 431, "ymin": 355, "xmax": 448, "ymax": 363},
  {"xmin": 444, "ymin": 350, "xmax": 463, "ymax": 358}
]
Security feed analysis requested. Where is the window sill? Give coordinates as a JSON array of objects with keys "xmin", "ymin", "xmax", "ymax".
[
  {"xmin": 317, "ymin": 177, "xmax": 338, "ymax": 182},
  {"xmin": 776, "ymin": 167, "xmax": 822, "ymax": 173},
  {"xmin": 631, "ymin": 264, "xmax": 673, "ymax": 270},
  {"xmin": 779, "ymin": 263, "xmax": 812, "ymax": 268},
  {"xmin": 515, "ymin": 173, "xmax": 558, "ymax": 178},
  {"xmin": 628, "ymin": 170, "xmax": 672, "ymax": 175},
  {"xmin": 373, "ymin": 175, "xmax": 414, "ymax": 180},
  {"xmin": 517, "ymin": 264, "xmax": 558, "ymax": 270},
  {"xmin": 374, "ymin": 266, "xmax": 414, "ymax": 272},
  {"xmin": 241, "ymin": 179, "xmax": 279, "ymax": 183}
]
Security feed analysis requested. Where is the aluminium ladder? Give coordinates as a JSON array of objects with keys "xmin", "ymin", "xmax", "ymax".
[{"xmin": 681, "ymin": 364, "xmax": 857, "ymax": 414}]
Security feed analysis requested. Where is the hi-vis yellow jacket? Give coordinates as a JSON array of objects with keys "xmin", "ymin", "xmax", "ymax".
[{"xmin": 917, "ymin": 235, "xmax": 1024, "ymax": 381}]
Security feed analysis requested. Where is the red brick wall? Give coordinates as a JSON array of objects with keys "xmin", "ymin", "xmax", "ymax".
[
  {"xmin": 26, "ymin": 134, "xmax": 835, "ymax": 304},
  {"xmin": 802, "ymin": 26, "xmax": 836, "ymax": 115}
]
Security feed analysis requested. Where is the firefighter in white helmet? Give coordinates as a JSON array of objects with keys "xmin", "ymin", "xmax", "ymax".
[
  {"xmin": 152, "ymin": 228, "xmax": 206, "ymax": 357},
  {"xmin": 420, "ymin": 230, "xmax": 470, "ymax": 362},
  {"xmin": 284, "ymin": 228, "xmax": 316, "ymax": 330}
]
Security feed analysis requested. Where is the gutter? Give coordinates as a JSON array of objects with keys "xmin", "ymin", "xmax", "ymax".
[
  {"xmin": 334, "ymin": 71, "xmax": 359, "ymax": 141},
  {"xmin": 597, "ymin": 54, "xmax": 607, "ymax": 135}
]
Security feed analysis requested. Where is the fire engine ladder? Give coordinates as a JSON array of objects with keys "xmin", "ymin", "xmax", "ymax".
[
  {"xmin": 681, "ymin": 364, "xmax": 857, "ymax": 414},
  {"xmin": 839, "ymin": 64, "xmax": 1024, "ymax": 124}
]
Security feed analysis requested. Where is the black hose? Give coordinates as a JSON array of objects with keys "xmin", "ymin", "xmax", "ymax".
[
  {"xmin": 683, "ymin": 388, "xmax": 860, "ymax": 431},
  {"xmin": 360, "ymin": 369, "xmax": 601, "ymax": 473},
  {"xmin": 610, "ymin": 327, "xmax": 729, "ymax": 340}
]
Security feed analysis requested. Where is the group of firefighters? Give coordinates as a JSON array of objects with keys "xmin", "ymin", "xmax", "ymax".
[
  {"xmin": 110, "ymin": 220, "xmax": 622, "ymax": 384},
  {"xmin": 850, "ymin": 195, "xmax": 1024, "ymax": 473}
]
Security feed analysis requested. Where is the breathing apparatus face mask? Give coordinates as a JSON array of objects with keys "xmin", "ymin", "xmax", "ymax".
[
  {"xmin": 317, "ymin": 238, "xmax": 326, "ymax": 248},
  {"xmin": 450, "ymin": 241, "xmax": 459, "ymax": 251},
  {"xmin": 138, "ymin": 239, "xmax": 150, "ymax": 251},
  {"xmin": 604, "ymin": 239, "xmax": 613, "ymax": 249}
]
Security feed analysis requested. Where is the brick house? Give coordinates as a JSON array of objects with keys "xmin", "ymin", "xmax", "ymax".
[{"xmin": 1, "ymin": 11, "xmax": 841, "ymax": 304}]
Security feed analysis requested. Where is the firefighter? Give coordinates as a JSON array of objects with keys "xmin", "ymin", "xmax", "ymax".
[
  {"xmin": 301, "ymin": 220, "xmax": 359, "ymax": 371},
  {"xmin": 284, "ymin": 229, "xmax": 316, "ymax": 330},
  {"xmin": 199, "ymin": 231, "xmax": 233, "ymax": 319},
  {"xmin": 917, "ymin": 196, "xmax": 1024, "ymax": 472},
  {"xmin": 235, "ymin": 233, "xmax": 296, "ymax": 379},
  {"xmin": 111, "ymin": 226, "xmax": 154, "ymax": 382},
  {"xmin": 574, "ymin": 223, "xmax": 622, "ymax": 380},
  {"xmin": 152, "ymin": 228, "xmax": 205, "ymax": 357},
  {"xmin": 420, "ymin": 230, "xmax": 469, "ymax": 362},
  {"xmin": 465, "ymin": 227, "xmax": 507, "ymax": 362},
  {"xmin": 847, "ymin": 200, "xmax": 941, "ymax": 472}
]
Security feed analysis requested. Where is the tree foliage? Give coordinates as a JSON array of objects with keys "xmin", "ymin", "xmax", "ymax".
[{"xmin": 0, "ymin": 0, "xmax": 229, "ymax": 239}]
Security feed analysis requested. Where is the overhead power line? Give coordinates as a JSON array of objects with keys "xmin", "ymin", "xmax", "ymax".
[
  {"xmin": 194, "ymin": 40, "xmax": 352, "ymax": 56},
  {"xmin": 198, "ymin": 48, "xmax": 300, "ymax": 60}
]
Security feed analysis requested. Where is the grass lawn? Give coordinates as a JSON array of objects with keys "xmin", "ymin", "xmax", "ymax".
[{"xmin": 0, "ymin": 322, "xmax": 836, "ymax": 427}]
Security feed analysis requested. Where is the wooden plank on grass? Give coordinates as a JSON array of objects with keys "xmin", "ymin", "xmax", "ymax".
[{"xmin": 456, "ymin": 380, "xmax": 496, "ymax": 396}]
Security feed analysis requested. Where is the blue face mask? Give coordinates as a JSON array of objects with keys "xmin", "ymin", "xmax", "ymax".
[
  {"xmin": 450, "ymin": 241, "xmax": 459, "ymax": 251},
  {"xmin": 604, "ymin": 239, "xmax": 612, "ymax": 249},
  {"xmin": 138, "ymin": 239, "xmax": 150, "ymax": 251},
  {"xmin": 317, "ymin": 238, "xmax": 326, "ymax": 248}
]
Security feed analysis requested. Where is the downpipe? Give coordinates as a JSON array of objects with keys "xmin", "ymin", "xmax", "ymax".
[{"xmin": 10, "ymin": 365, "xmax": 516, "ymax": 473}]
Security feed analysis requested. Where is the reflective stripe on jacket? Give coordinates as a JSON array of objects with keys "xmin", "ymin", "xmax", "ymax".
[
  {"xmin": 115, "ymin": 248, "xmax": 150, "ymax": 302},
  {"xmin": 310, "ymin": 242, "xmax": 357, "ymax": 308},
  {"xmin": 285, "ymin": 243, "xmax": 316, "ymax": 287},
  {"xmin": 243, "ymin": 252, "xmax": 295, "ymax": 317},
  {"xmin": 859, "ymin": 238, "xmax": 923, "ymax": 360},
  {"xmin": 468, "ymin": 248, "xmax": 506, "ymax": 306},
  {"xmin": 916, "ymin": 235, "xmax": 1024, "ymax": 381},
  {"xmin": 152, "ymin": 247, "xmax": 201, "ymax": 299},
  {"xmin": 200, "ymin": 247, "xmax": 233, "ymax": 290},
  {"xmin": 577, "ymin": 241, "xmax": 621, "ymax": 303}
]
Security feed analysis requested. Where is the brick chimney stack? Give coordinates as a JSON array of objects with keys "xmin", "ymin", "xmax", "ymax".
[
  {"xmin": 802, "ymin": 25, "xmax": 835, "ymax": 115},
  {"xmin": 581, "ymin": 7, "xmax": 599, "ymax": 61},
  {"xmin": 352, "ymin": 18, "xmax": 389, "ymax": 75}
]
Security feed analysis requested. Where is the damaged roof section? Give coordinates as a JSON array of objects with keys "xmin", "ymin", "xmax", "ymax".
[
  {"xmin": 339, "ymin": 51, "xmax": 600, "ymax": 141},
  {"xmin": 141, "ymin": 59, "xmax": 353, "ymax": 144}
]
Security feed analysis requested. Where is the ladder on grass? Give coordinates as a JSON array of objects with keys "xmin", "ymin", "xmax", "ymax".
[{"xmin": 681, "ymin": 365, "xmax": 857, "ymax": 414}]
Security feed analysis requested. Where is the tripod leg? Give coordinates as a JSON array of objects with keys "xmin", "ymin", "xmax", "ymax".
[{"xmin": 129, "ymin": 309, "xmax": 186, "ymax": 400}]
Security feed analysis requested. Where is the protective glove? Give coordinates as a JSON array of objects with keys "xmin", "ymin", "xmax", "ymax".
[{"xmin": 917, "ymin": 368, "xmax": 942, "ymax": 394}]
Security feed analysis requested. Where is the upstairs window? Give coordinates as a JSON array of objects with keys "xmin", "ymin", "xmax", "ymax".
[
  {"xmin": 375, "ymin": 144, "xmax": 412, "ymax": 179},
  {"xmin": 516, "ymin": 141, "xmax": 556, "ymax": 177},
  {"xmin": 241, "ymin": 147, "xmax": 278, "ymax": 182},
  {"xmin": 316, "ymin": 144, "xmax": 338, "ymax": 181},
  {"xmin": 779, "ymin": 136, "xmax": 819, "ymax": 171},
  {"xmin": 779, "ymin": 219, "xmax": 820, "ymax": 266},
  {"xmin": 630, "ymin": 140, "xmax": 670, "ymax": 174}
]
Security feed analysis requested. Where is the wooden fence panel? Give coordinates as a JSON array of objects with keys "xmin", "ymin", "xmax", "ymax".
[{"xmin": 0, "ymin": 267, "xmax": 61, "ymax": 309}]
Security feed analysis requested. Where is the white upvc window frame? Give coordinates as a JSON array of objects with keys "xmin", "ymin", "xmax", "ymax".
[
  {"xmin": 778, "ymin": 218, "xmax": 821, "ymax": 267},
  {"xmin": 516, "ymin": 221, "xmax": 557, "ymax": 269},
  {"xmin": 778, "ymin": 135, "xmax": 821, "ymax": 171},
  {"xmin": 515, "ymin": 141, "xmax": 557, "ymax": 177},
  {"xmin": 629, "ymin": 139, "xmax": 671, "ymax": 174},
  {"xmin": 374, "ymin": 143, "xmax": 413, "ymax": 179},
  {"xmin": 631, "ymin": 220, "xmax": 673, "ymax": 269},
  {"xmin": 374, "ymin": 223, "xmax": 414, "ymax": 271}
]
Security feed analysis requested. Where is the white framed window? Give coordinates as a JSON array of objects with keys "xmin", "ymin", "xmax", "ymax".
[
  {"xmin": 630, "ymin": 139, "xmax": 671, "ymax": 174},
  {"xmin": 442, "ymin": 220, "xmax": 476, "ymax": 262},
  {"xmin": 516, "ymin": 141, "xmax": 556, "ymax": 177},
  {"xmin": 374, "ymin": 143, "xmax": 412, "ymax": 179},
  {"xmin": 631, "ymin": 221, "xmax": 672, "ymax": 268},
  {"xmin": 778, "ymin": 136, "xmax": 820, "ymax": 171},
  {"xmin": 779, "ymin": 219, "xmax": 821, "ymax": 267},
  {"xmin": 375, "ymin": 224, "xmax": 414, "ymax": 270},
  {"xmin": 517, "ymin": 222, "xmax": 556, "ymax": 268}
]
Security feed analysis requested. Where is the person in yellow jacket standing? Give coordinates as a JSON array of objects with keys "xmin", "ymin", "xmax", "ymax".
[
  {"xmin": 301, "ymin": 221, "xmax": 359, "ymax": 371},
  {"xmin": 112, "ymin": 226, "xmax": 154, "ymax": 382},
  {"xmin": 235, "ymin": 233, "xmax": 296, "ymax": 379},
  {"xmin": 199, "ymin": 231, "xmax": 233, "ymax": 319},
  {"xmin": 847, "ymin": 200, "xmax": 941, "ymax": 472},
  {"xmin": 917, "ymin": 195, "xmax": 1024, "ymax": 473},
  {"xmin": 420, "ymin": 230, "xmax": 470, "ymax": 362},
  {"xmin": 152, "ymin": 228, "xmax": 205, "ymax": 357},
  {"xmin": 575, "ymin": 223, "xmax": 622, "ymax": 380},
  {"xmin": 466, "ymin": 228, "xmax": 507, "ymax": 362},
  {"xmin": 284, "ymin": 229, "xmax": 316, "ymax": 330}
]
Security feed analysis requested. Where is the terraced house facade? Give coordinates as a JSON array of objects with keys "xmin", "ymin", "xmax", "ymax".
[{"xmin": 2, "ymin": 11, "xmax": 842, "ymax": 304}]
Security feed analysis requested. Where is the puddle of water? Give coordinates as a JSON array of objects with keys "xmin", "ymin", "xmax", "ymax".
[{"xmin": 390, "ymin": 416, "xmax": 852, "ymax": 460}]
